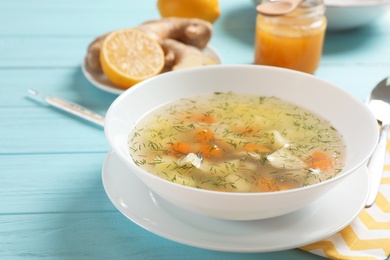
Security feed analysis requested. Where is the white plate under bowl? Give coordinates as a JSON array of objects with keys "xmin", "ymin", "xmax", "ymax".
[
  {"xmin": 82, "ymin": 45, "xmax": 222, "ymax": 95},
  {"xmin": 102, "ymin": 150, "xmax": 369, "ymax": 252}
]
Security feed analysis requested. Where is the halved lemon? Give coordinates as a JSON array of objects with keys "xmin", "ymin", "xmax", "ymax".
[{"xmin": 100, "ymin": 28, "xmax": 165, "ymax": 89}]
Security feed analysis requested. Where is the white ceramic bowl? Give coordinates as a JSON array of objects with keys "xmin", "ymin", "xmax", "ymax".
[
  {"xmin": 325, "ymin": 0, "xmax": 390, "ymax": 30},
  {"xmin": 105, "ymin": 65, "xmax": 378, "ymax": 220},
  {"xmin": 252, "ymin": 0, "xmax": 390, "ymax": 31}
]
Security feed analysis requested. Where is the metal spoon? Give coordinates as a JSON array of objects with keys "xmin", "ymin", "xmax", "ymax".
[
  {"xmin": 366, "ymin": 77, "xmax": 390, "ymax": 208},
  {"xmin": 256, "ymin": 0, "xmax": 304, "ymax": 16}
]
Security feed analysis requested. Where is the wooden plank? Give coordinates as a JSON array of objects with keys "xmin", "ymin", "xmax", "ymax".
[
  {"xmin": 0, "ymin": 37, "xmax": 91, "ymax": 68},
  {"xmin": 0, "ymin": 107, "xmax": 108, "ymax": 154},
  {"xmin": 0, "ymin": 68, "xmax": 118, "ymax": 108},
  {"xmin": 0, "ymin": 64, "xmax": 387, "ymax": 155},
  {"xmin": 322, "ymin": 22, "xmax": 390, "ymax": 64},
  {"xmin": 316, "ymin": 64, "xmax": 390, "ymax": 101},
  {"xmin": 1, "ymin": 32, "xmax": 389, "ymax": 68},
  {"xmin": 0, "ymin": 212, "xmax": 319, "ymax": 259},
  {"xmin": 0, "ymin": 0, "xmax": 160, "ymax": 36},
  {"xmin": 0, "ymin": 150, "xmax": 318, "ymax": 258},
  {"xmin": 0, "ymin": 153, "xmax": 111, "ymax": 213},
  {"xmin": 1, "ymin": 0, "xmax": 388, "ymax": 259},
  {"xmin": 0, "ymin": 51, "xmax": 387, "ymax": 104},
  {"xmin": 0, "ymin": 4, "xmax": 388, "ymax": 68}
]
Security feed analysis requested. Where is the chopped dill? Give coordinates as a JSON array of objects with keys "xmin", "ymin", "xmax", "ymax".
[{"xmin": 127, "ymin": 92, "xmax": 345, "ymax": 193}]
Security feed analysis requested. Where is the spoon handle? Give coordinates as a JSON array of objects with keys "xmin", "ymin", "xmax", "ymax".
[{"xmin": 365, "ymin": 123, "xmax": 388, "ymax": 208}]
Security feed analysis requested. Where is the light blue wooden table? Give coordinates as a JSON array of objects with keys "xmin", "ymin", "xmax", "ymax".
[{"xmin": 1, "ymin": 0, "xmax": 389, "ymax": 259}]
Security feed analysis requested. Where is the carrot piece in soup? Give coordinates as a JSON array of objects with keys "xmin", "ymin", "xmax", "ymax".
[
  {"xmin": 198, "ymin": 114, "xmax": 215, "ymax": 124},
  {"xmin": 169, "ymin": 142, "xmax": 191, "ymax": 157},
  {"xmin": 243, "ymin": 143, "xmax": 270, "ymax": 154},
  {"xmin": 196, "ymin": 128, "xmax": 214, "ymax": 143},
  {"xmin": 305, "ymin": 150, "xmax": 333, "ymax": 170},
  {"xmin": 199, "ymin": 144, "xmax": 223, "ymax": 159}
]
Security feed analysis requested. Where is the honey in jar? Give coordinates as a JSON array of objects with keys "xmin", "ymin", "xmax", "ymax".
[{"xmin": 254, "ymin": 0, "xmax": 327, "ymax": 74}]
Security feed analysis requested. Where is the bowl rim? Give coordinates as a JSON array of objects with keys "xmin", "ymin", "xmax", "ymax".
[
  {"xmin": 325, "ymin": 0, "xmax": 390, "ymax": 7},
  {"xmin": 105, "ymin": 64, "xmax": 379, "ymax": 196}
]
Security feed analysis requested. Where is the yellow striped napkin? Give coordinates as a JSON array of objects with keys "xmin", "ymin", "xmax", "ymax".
[{"xmin": 301, "ymin": 147, "xmax": 390, "ymax": 259}]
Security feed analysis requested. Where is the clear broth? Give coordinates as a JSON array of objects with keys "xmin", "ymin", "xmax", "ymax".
[{"xmin": 128, "ymin": 92, "xmax": 345, "ymax": 192}]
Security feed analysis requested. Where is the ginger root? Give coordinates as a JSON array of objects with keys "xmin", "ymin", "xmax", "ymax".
[
  {"xmin": 85, "ymin": 33, "xmax": 108, "ymax": 71},
  {"xmin": 136, "ymin": 17, "xmax": 212, "ymax": 49},
  {"xmin": 161, "ymin": 39, "xmax": 218, "ymax": 71},
  {"xmin": 85, "ymin": 17, "xmax": 215, "ymax": 73}
]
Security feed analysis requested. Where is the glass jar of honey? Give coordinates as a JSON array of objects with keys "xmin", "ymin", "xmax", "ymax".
[{"xmin": 254, "ymin": 0, "xmax": 327, "ymax": 74}]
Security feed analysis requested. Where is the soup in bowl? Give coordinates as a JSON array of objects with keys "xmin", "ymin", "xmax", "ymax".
[{"xmin": 105, "ymin": 65, "xmax": 378, "ymax": 220}]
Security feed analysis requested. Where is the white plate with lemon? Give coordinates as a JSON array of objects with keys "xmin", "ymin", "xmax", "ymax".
[
  {"xmin": 82, "ymin": 45, "xmax": 222, "ymax": 95},
  {"xmin": 82, "ymin": 0, "xmax": 222, "ymax": 95}
]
